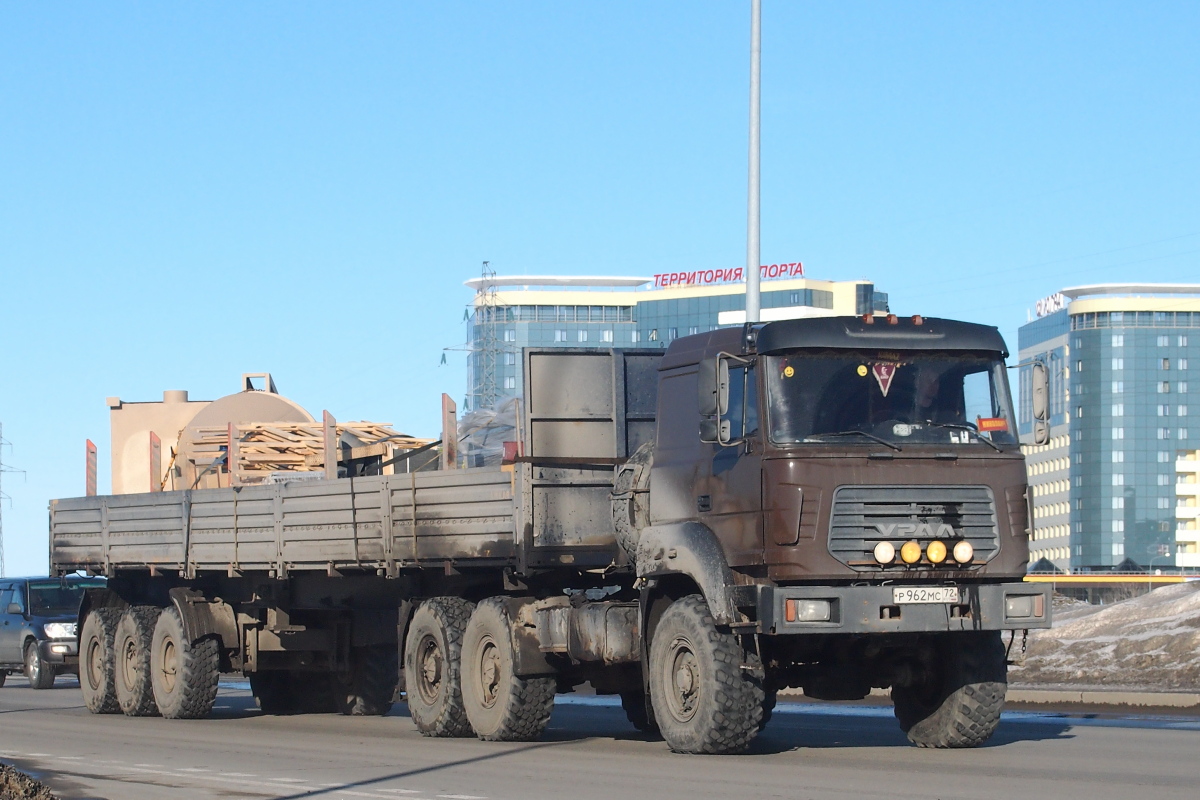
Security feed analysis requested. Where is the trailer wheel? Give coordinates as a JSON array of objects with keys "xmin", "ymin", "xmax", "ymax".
[
  {"xmin": 620, "ymin": 691, "xmax": 659, "ymax": 736},
  {"xmin": 114, "ymin": 606, "xmax": 162, "ymax": 717},
  {"xmin": 404, "ymin": 597, "xmax": 474, "ymax": 737},
  {"xmin": 336, "ymin": 645, "xmax": 399, "ymax": 716},
  {"xmin": 461, "ymin": 598, "xmax": 555, "ymax": 742},
  {"xmin": 24, "ymin": 640, "xmax": 55, "ymax": 690},
  {"xmin": 80, "ymin": 607, "xmax": 121, "ymax": 713},
  {"xmin": 150, "ymin": 606, "xmax": 220, "ymax": 720},
  {"xmin": 648, "ymin": 594, "xmax": 763, "ymax": 754},
  {"xmin": 892, "ymin": 631, "xmax": 1007, "ymax": 748}
]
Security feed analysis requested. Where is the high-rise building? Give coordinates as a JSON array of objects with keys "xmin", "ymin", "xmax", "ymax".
[
  {"xmin": 1017, "ymin": 284, "xmax": 1200, "ymax": 570},
  {"xmin": 463, "ymin": 268, "xmax": 888, "ymax": 412}
]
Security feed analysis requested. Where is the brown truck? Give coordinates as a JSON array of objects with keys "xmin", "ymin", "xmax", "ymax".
[{"xmin": 51, "ymin": 315, "xmax": 1049, "ymax": 754}]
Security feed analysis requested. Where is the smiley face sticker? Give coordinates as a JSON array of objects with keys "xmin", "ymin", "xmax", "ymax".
[
  {"xmin": 783, "ymin": 365, "xmax": 795, "ymax": 378},
  {"xmin": 857, "ymin": 365, "xmax": 868, "ymax": 377}
]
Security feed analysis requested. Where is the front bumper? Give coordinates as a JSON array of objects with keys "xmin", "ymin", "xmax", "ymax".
[
  {"xmin": 757, "ymin": 582, "xmax": 1051, "ymax": 635},
  {"xmin": 39, "ymin": 638, "xmax": 79, "ymax": 667}
]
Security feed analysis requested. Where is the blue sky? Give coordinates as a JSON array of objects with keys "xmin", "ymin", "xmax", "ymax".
[{"xmin": 1, "ymin": 3, "xmax": 1197, "ymax": 575}]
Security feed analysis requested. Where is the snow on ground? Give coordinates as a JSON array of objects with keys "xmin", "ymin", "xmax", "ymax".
[{"xmin": 1009, "ymin": 581, "xmax": 1200, "ymax": 691}]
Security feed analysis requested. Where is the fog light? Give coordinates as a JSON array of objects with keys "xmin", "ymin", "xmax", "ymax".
[
  {"xmin": 785, "ymin": 599, "xmax": 832, "ymax": 622},
  {"xmin": 953, "ymin": 540, "xmax": 974, "ymax": 564},
  {"xmin": 50, "ymin": 644, "xmax": 69, "ymax": 654},
  {"xmin": 926, "ymin": 540, "xmax": 947, "ymax": 564},
  {"xmin": 1005, "ymin": 595, "xmax": 1035, "ymax": 618},
  {"xmin": 873, "ymin": 541, "xmax": 896, "ymax": 564},
  {"xmin": 900, "ymin": 540, "xmax": 922, "ymax": 564}
]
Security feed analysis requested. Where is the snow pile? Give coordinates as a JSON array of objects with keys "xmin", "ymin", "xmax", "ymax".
[{"xmin": 1009, "ymin": 582, "xmax": 1200, "ymax": 691}]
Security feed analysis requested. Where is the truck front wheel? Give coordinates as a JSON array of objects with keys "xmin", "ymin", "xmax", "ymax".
[
  {"xmin": 891, "ymin": 631, "xmax": 1007, "ymax": 748},
  {"xmin": 648, "ymin": 594, "xmax": 764, "ymax": 754},
  {"xmin": 461, "ymin": 598, "xmax": 555, "ymax": 742},
  {"xmin": 404, "ymin": 597, "xmax": 474, "ymax": 737},
  {"xmin": 150, "ymin": 606, "xmax": 220, "ymax": 720},
  {"xmin": 114, "ymin": 606, "xmax": 162, "ymax": 717},
  {"xmin": 80, "ymin": 608, "xmax": 121, "ymax": 713}
]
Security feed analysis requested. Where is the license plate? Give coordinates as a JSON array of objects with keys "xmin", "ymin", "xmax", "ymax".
[{"xmin": 892, "ymin": 586, "xmax": 960, "ymax": 604}]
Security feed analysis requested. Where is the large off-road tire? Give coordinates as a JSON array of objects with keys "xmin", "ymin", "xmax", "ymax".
[
  {"xmin": 892, "ymin": 631, "xmax": 1007, "ymax": 748},
  {"xmin": 620, "ymin": 691, "xmax": 659, "ymax": 735},
  {"xmin": 759, "ymin": 687, "xmax": 778, "ymax": 732},
  {"xmin": 150, "ymin": 606, "xmax": 220, "ymax": 720},
  {"xmin": 404, "ymin": 597, "xmax": 474, "ymax": 737},
  {"xmin": 461, "ymin": 598, "xmax": 555, "ymax": 742},
  {"xmin": 114, "ymin": 606, "xmax": 162, "ymax": 717},
  {"xmin": 648, "ymin": 594, "xmax": 764, "ymax": 754},
  {"xmin": 335, "ymin": 645, "xmax": 399, "ymax": 716},
  {"xmin": 80, "ymin": 607, "xmax": 121, "ymax": 713},
  {"xmin": 24, "ymin": 640, "xmax": 55, "ymax": 689}
]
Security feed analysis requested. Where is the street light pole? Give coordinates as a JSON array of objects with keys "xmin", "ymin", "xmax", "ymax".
[{"xmin": 745, "ymin": 0, "xmax": 762, "ymax": 324}]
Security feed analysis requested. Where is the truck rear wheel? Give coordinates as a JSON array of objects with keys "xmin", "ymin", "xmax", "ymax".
[
  {"xmin": 404, "ymin": 597, "xmax": 474, "ymax": 737},
  {"xmin": 336, "ymin": 645, "xmax": 399, "ymax": 716},
  {"xmin": 25, "ymin": 640, "xmax": 55, "ymax": 689},
  {"xmin": 80, "ymin": 607, "xmax": 121, "ymax": 713},
  {"xmin": 461, "ymin": 598, "xmax": 555, "ymax": 742},
  {"xmin": 150, "ymin": 606, "xmax": 220, "ymax": 720},
  {"xmin": 891, "ymin": 631, "xmax": 1007, "ymax": 748},
  {"xmin": 648, "ymin": 594, "xmax": 764, "ymax": 754},
  {"xmin": 114, "ymin": 606, "xmax": 162, "ymax": 717}
]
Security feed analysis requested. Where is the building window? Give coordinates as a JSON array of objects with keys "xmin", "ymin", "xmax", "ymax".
[
  {"xmin": 668, "ymin": 328, "xmax": 678, "ymax": 340},
  {"xmin": 1076, "ymin": 406, "xmax": 1083, "ymax": 418},
  {"xmin": 1112, "ymin": 427, "xmax": 1124, "ymax": 440},
  {"xmin": 503, "ymin": 377, "xmax": 516, "ymax": 389},
  {"xmin": 1163, "ymin": 358, "xmax": 1172, "ymax": 370},
  {"xmin": 1159, "ymin": 335, "xmax": 1170, "ymax": 346},
  {"xmin": 648, "ymin": 329, "xmax": 658, "ymax": 341},
  {"xmin": 578, "ymin": 330, "xmax": 588, "ymax": 343},
  {"xmin": 1112, "ymin": 403, "xmax": 1124, "ymax": 416},
  {"xmin": 601, "ymin": 330, "xmax": 614, "ymax": 343},
  {"xmin": 1180, "ymin": 336, "xmax": 1189, "ymax": 347},
  {"xmin": 1112, "ymin": 520, "xmax": 1124, "ymax": 533},
  {"xmin": 1076, "ymin": 360, "xmax": 1083, "ymax": 371},
  {"xmin": 1111, "ymin": 451, "xmax": 1124, "ymax": 463},
  {"xmin": 1113, "ymin": 474, "xmax": 1124, "ymax": 486},
  {"xmin": 688, "ymin": 326, "xmax": 699, "ymax": 336},
  {"xmin": 1113, "ymin": 334, "xmax": 1124, "ymax": 347},
  {"xmin": 1112, "ymin": 381, "xmax": 1124, "ymax": 393},
  {"xmin": 1112, "ymin": 358, "xmax": 1124, "ymax": 370},
  {"xmin": 1161, "ymin": 382, "xmax": 1172, "ymax": 393},
  {"xmin": 504, "ymin": 353, "xmax": 516, "ymax": 365},
  {"xmin": 1181, "ymin": 429, "xmax": 1190, "ymax": 440},
  {"xmin": 1112, "ymin": 543, "xmax": 1124, "ymax": 556},
  {"xmin": 1159, "ymin": 428, "xmax": 1171, "ymax": 439},
  {"xmin": 1158, "ymin": 474, "xmax": 1170, "ymax": 486},
  {"xmin": 1180, "ymin": 382, "xmax": 1189, "ymax": 393},
  {"xmin": 1181, "ymin": 406, "xmax": 1189, "ymax": 417},
  {"xmin": 1181, "ymin": 359, "xmax": 1189, "ymax": 370},
  {"xmin": 1159, "ymin": 497, "xmax": 1171, "ymax": 509},
  {"xmin": 1160, "ymin": 405, "xmax": 1171, "ymax": 416},
  {"xmin": 1159, "ymin": 451, "xmax": 1171, "ymax": 463},
  {"xmin": 631, "ymin": 330, "xmax": 641, "ymax": 343},
  {"xmin": 554, "ymin": 330, "xmax": 567, "ymax": 342},
  {"xmin": 1112, "ymin": 497, "xmax": 1124, "ymax": 509},
  {"xmin": 1076, "ymin": 476, "xmax": 1083, "ymax": 486},
  {"xmin": 504, "ymin": 329, "xmax": 516, "ymax": 342}
]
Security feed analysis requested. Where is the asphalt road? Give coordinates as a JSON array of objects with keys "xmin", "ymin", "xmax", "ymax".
[{"xmin": 2, "ymin": 677, "xmax": 1199, "ymax": 800}]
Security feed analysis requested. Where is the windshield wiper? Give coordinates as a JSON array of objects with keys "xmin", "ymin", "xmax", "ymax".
[
  {"xmin": 922, "ymin": 421, "xmax": 1002, "ymax": 451},
  {"xmin": 805, "ymin": 430, "xmax": 902, "ymax": 451}
]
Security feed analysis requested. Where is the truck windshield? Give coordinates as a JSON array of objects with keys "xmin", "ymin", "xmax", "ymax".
[
  {"xmin": 765, "ymin": 350, "xmax": 1017, "ymax": 447},
  {"xmin": 27, "ymin": 580, "xmax": 102, "ymax": 616}
]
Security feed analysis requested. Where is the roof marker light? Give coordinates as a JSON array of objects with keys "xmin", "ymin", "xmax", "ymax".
[
  {"xmin": 912, "ymin": 315, "xmax": 924, "ymax": 325},
  {"xmin": 887, "ymin": 314, "xmax": 898, "ymax": 325}
]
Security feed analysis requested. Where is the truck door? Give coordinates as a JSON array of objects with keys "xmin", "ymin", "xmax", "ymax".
[
  {"xmin": 0, "ymin": 584, "xmax": 17, "ymax": 663},
  {"xmin": 698, "ymin": 363, "xmax": 764, "ymax": 566}
]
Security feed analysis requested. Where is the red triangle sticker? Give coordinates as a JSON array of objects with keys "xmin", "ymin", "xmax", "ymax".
[{"xmin": 872, "ymin": 363, "xmax": 897, "ymax": 397}]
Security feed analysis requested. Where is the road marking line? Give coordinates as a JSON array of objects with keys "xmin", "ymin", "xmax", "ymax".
[
  {"xmin": 270, "ymin": 777, "xmax": 307, "ymax": 783},
  {"xmin": 439, "ymin": 795, "xmax": 487, "ymax": 799},
  {"xmin": 178, "ymin": 767, "xmax": 209, "ymax": 772},
  {"xmin": 134, "ymin": 763, "xmax": 163, "ymax": 768}
]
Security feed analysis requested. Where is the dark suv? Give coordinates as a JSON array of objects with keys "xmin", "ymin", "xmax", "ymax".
[{"xmin": 0, "ymin": 576, "xmax": 105, "ymax": 689}]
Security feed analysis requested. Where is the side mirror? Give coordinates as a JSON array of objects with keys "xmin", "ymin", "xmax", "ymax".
[
  {"xmin": 1031, "ymin": 361, "xmax": 1050, "ymax": 445},
  {"xmin": 6, "ymin": 603, "xmax": 21, "ymax": 615},
  {"xmin": 698, "ymin": 359, "xmax": 718, "ymax": 417},
  {"xmin": 699, "ymin": 417, "xmax": 720, "ymax": 443}
]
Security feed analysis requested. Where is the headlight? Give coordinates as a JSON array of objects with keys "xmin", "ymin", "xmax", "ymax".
[
  {"xmin": 43, "ymin": 622, "xmax": 76, "ymax": 639},
  {"xmin": 873, "ymin": 541, "xmax": 896, "ymax": 564},
  {"xmin": 953, "ymin": 540, "xmax": 974, "ymax": 564}
]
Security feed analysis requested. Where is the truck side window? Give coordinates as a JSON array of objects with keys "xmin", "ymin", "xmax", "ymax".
[{"xmin": 726, "ymin": 365, "xmax": 759, "ymax": 440}]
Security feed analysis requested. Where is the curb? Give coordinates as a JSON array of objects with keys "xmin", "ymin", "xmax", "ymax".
[{"xmin": 779, "ymin": 687, "xmax": 1200, "ymax": 709}]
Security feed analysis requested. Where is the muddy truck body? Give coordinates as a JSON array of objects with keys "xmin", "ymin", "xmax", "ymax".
[{"xmin": 50, "ymin": 316, "xmax": 1049, "ymax": 753}]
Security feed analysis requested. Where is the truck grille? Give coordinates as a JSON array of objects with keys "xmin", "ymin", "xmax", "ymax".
[{"xmin": 829, "ymin": 485, "xmax": 999, "ymax": 571}]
